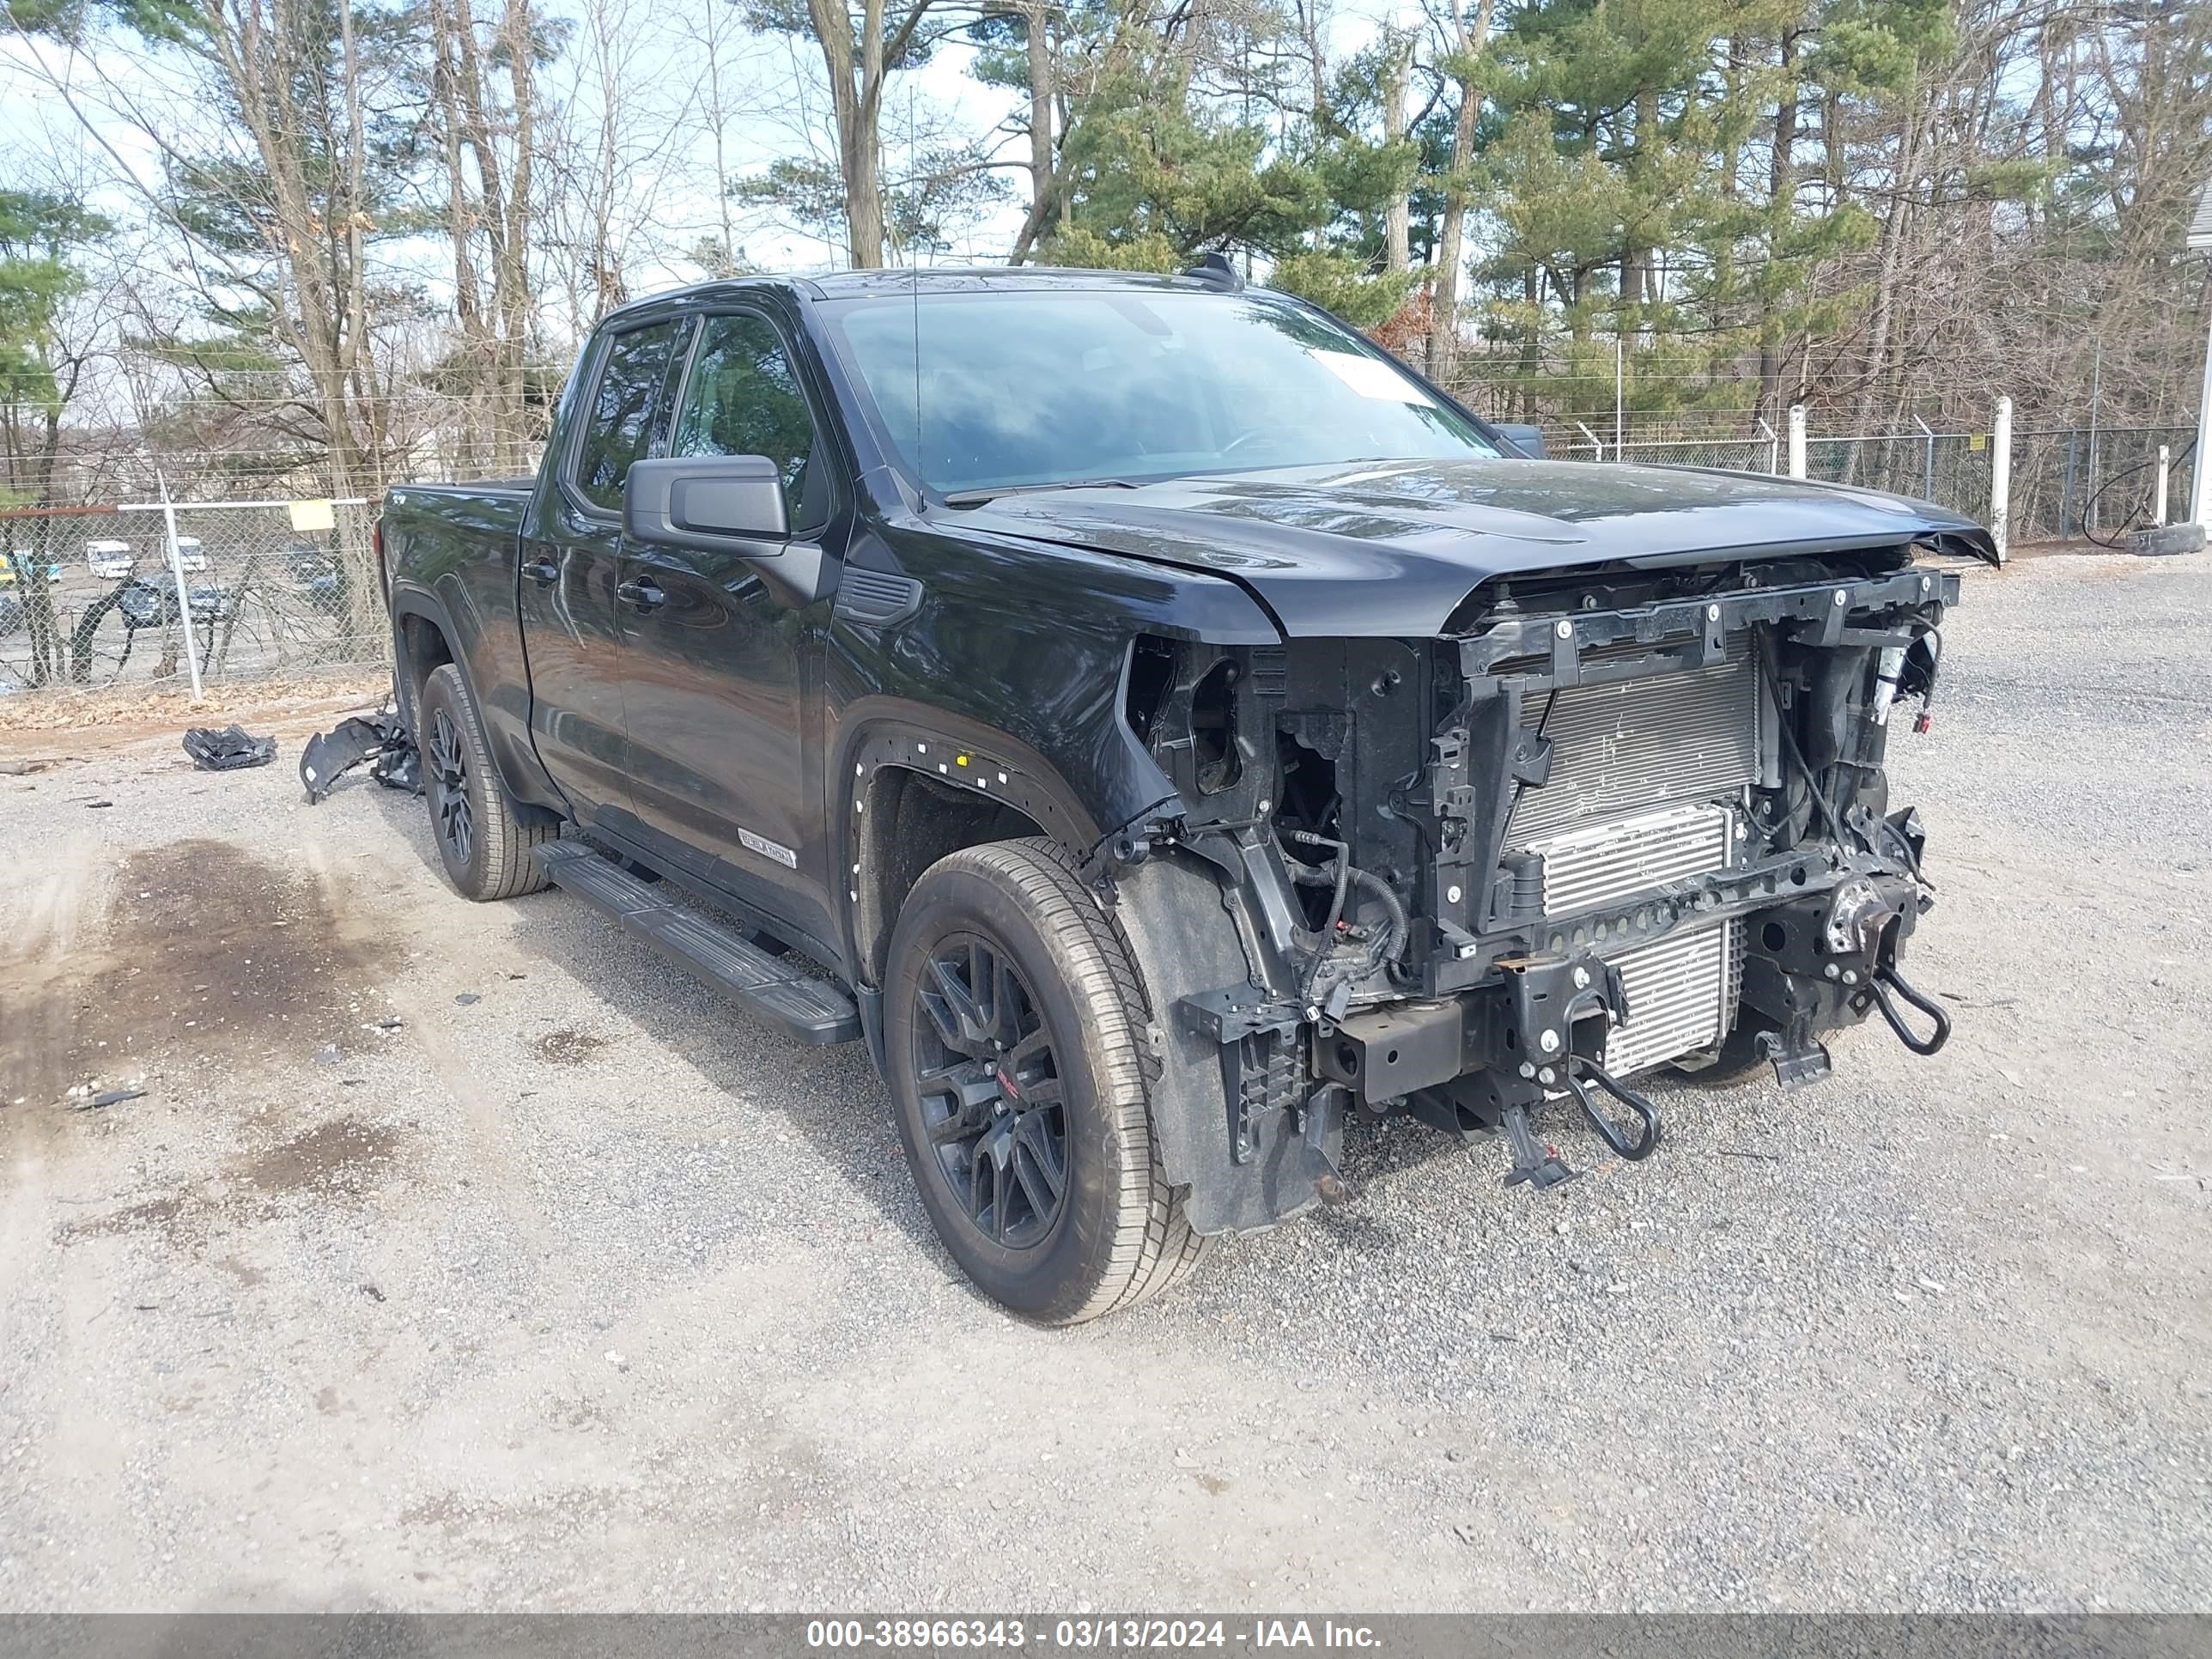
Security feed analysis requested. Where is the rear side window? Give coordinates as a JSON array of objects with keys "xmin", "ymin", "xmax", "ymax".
[
  {"xmin": 672, "ymin": 313, "xmax": 824, "ymax": 531},
  {"xmin": 574, "ymin": 320, "xmax": 680, "ymax": 512}
]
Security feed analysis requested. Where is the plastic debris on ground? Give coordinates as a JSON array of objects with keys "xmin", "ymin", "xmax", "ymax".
[
  {"xmin": 300, "ymin": 703, "xmax": 420, "ymax": 804},
  {"xmin": 183, "ymin": 725, "xmax": 277, "ymax": 772}
]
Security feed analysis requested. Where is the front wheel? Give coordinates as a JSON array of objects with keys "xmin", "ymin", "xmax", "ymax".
[
  {"xmin": 884, "ymin": 838, "xmax": 1206, "ymax": 1324},
  {"xmin": 418, "ymin": 662, "xmax": 555, "ymax": 901}
]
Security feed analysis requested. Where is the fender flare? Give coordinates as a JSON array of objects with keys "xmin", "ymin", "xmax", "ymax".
[
  {"xmin": 835, "ymin": 706, "xmax": 1109, "ymax": 984},
  {"xmin": 386, "ymin": 582, "xmax": 462, "ymax": 725},
  {"xmin": 388, "ymin": 580, "xmax": 564, "ymax": 820}
]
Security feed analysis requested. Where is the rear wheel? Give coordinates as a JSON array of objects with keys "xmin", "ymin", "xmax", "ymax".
[
  {"xmin": 884, "ymin": 838, "xmax": 1205, "ymax": 1324},
  {"xmin": 418, "ymin": 662, "xmax": 554, "ymax": 901}
]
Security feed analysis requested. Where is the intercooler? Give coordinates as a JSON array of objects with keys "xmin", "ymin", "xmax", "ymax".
[{"xmin": 1508, "ymin": 644, "xmax": 1762, "ymax": 1077}]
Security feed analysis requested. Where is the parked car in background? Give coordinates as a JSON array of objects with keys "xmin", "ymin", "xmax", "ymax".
[
  {"xmin": 0, "ymin": 550, "xmax": 64, "ymax": 585},
  {"xmin": 86, "ymin": 539, "xmax": 134, "ymax": 580},
  {"xmin": 284, "ymin": 541, "xmax": 343, "ymax": 607},
  {"xmin": 172, "ymin": 535, "xmax": 210, "ymax": 573},
  {"xmin": 115, "ymin": 574, "xmax": 237, "ymax": 629}
]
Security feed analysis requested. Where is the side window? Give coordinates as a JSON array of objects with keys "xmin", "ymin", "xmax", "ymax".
[
  {"xmin": 672, "ymin": 313, "xmax": 825, "ymax": 531},
  {"xmin": 573, "ymin": 320, "xmax": 680, "ymax": 512}
]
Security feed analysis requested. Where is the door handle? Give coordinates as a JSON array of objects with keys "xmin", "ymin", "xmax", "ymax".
[
  {"xmin": 616, "ymin": 577, "xmax": 665, "ymax": 611},
  {"xmin": 521, "ymin": 555, "xmax": 559, "ymax": 586}
]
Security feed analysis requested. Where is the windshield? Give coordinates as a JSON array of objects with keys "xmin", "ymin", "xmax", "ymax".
[{"xmin": 822, "ymin": 288, "xmax": 1501, "ymax": 500}]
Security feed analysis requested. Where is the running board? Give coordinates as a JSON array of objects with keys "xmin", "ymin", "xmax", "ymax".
[{"xmin": 532, "ymin": 842, "xmax": 860, "ymax": 1045}]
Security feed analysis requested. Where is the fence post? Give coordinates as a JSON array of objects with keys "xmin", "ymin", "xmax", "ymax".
[
  {"xmin": 2193, "ymin": 307, "xmax": 2212, "ymax": 528},
  {"xmin": 1915, "ymin": 416, "xmax": 1936, "ymax": 501},
  {"xmin": 1757, "ymin": 417, "xmax": 1778, "ymax": 476},
  {"xmin": 156, "ymin": 471, "xmax": 206, "ymax": 702},
  {"xmin": 2155, "ymin": 445, "xmax": 2171, "ymax": 526},
  {"xmin": 1990, "ymin": 397, "xmax": 2013, "ymax": 563},
  {"xmin": 1575, "ymin": 421, "xmax": 1604, "ymax": 462},
  {"xmin": 2060, "ymin": 431, "xmax": 2079, "ymax": 539},
  {"xmin": 1786, "ymin": 405, "xmax": 1807, "ymax": 479},
  {"xmin": 1613, "ymin": 335, "xmax": 1626, "ymax": 462}
]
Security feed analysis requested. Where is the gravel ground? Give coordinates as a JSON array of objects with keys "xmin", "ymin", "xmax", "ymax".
[{"xmin": 1, "ymin": 550, "xmax": 2207, "ymax": 1613}]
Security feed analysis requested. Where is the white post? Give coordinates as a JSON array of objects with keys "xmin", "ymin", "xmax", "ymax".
[
  {"xmin": 1990, "ymin": 398, "xmax": 2013, "ymax": 564},
  {"xmin": 2154, "ymin": 445, "xmax": 2171, "ymax": 526},
  {"xmin": 1757, "ymin": 416, "xmax": 1778, "ymax": 476},
  {"xmin": 1613, "ymin": 334, "xmax": 1626, "ymax": 461},
  {"xmin": 2193, "ymin": 307, "xmax": 2212, "ymax": 529},
  {"xmin": 1786, "ymin": 405, "xmax": 1807, "ymax": 479},
  {"xmin": 1574, "ymin": 421, "xmax": 1604, "ymax": 461},
  {"xmin": 157, "ymin": 471, "xmax": 205, "ymax": 702}
]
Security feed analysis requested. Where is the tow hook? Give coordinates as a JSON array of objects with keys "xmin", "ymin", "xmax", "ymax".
[
  {"xmin": 1561, "ymin": 1055, "xmax": 1662, "ymax": 1161},
  {"xmin": 1868, "ymin": 963, "xmax": 1951, "ymax": 1055}
]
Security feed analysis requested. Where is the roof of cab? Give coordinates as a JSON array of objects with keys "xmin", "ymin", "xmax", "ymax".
[{"xmin": 599, "ymin": 264, "xmax": 1252, "ymax": 324}]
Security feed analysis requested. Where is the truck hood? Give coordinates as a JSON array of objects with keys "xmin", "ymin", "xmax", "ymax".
[{"xmin": 957, "ymin": 458, "xmax": 1996, "ymax": 637}]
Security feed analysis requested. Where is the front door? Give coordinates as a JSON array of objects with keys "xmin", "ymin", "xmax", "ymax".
[
  {"xmin": 521, "ymin": 316, "xmax": 684, "ymax": 826},
  {"xmin": 617, "ymin": 308, "xmax": 836, "ymax": 946}
]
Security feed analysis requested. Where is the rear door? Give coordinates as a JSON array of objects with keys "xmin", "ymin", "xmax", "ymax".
[
  {"xmin": 522, "ymin": 315, "xmax": 686, "ymax": 826},
  {"xmin": 615, "ymin": 307, "xmax": 836, "ymax": 945}
]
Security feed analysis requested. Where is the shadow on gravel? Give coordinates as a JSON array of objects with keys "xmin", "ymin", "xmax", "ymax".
[{"xmin": 354, "ymin": 783, "xmax": 946, "ymax": 1259}]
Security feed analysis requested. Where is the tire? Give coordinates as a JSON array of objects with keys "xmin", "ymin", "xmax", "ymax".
[
  {"xmin": 418, "ymin": 662, "xmax": 555, "ymax": 902},
  {"xmin": 884, "ymin": 837, "xmax": 1206, "ymax": 1324}
]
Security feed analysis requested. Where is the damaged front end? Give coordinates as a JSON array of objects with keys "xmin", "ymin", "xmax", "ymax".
[{"xmin": 1105, "ymin": 542, "xmax": 1964, "ymax": 1231}]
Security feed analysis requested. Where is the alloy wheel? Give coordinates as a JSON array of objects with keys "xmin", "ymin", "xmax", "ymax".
[
  {"xmin": 427, "ymin": 706, "xmax": 474, "ymax": 869},
  {"xmin": 909, "ymin": 933, "xmax": 1069, "ymax": 1249}
]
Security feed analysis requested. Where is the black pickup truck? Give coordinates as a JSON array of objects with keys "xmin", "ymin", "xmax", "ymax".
[{"xmin": 379, "ymin": 264, "xmax": 1993, "ymax": 1323}]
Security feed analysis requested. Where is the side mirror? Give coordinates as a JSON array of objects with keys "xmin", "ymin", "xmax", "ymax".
[
  {"xmin": 624, "ymin": 455, "xmax": 789, "ymax": 549},
  {"xmin": 1492, "ymin": 422, "xmax": 1547, "ymax": 459}
]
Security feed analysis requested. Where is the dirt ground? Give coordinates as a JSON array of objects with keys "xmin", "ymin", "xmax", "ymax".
[{"xmin": 1, "ymin": 553, "xmax": 2208, "ymax": 1613}]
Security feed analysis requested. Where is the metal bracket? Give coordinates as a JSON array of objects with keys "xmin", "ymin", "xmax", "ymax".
[
  {"xmin": 1180, "ymin": 985, "xmax": 1304, "ymax": 1166},
  {"xmin": 1498, "ymin": 1105, "xmax": 1577, "ymax": 1191},
  {"xmin": 1757, "ymin": 1017, "xmax": 1833, "ymax": 1088}
]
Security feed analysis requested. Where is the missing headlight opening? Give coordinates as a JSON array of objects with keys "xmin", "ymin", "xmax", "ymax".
[{"xmin": 1131, "ymin": 550, "xmax": 1961, "ymax": 1201}]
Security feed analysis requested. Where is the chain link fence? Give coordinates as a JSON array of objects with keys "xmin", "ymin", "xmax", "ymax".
[
  {"xmin": 0, "ymin": 497, "xmax": 386, "ymax": 699},
  {"xmin": 1614, "ymin": 433, "xmax": 1784, "ymax": 475},
  {"xmin": 2006, "ymin": 424, "xmax": 2197, "ymax": 545},
  {"xmin": 1515, "ymin": 410, "xmax": 2199, "ymax": 549},
  {"xmin": 1800, "ymin": 431, "xmax": 1996, "ymax": 525},
  {"xmin": 0, "ymin": 411, "xmax": 2199, "ymax": 704}
]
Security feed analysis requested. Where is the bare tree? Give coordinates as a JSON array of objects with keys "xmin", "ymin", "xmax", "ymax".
[
  {"xmin": 420, "ymin": 0, "xmax": 544, "ymax": 469},
  {"xmin": 792, "ymin": 0, "xmax": 939, "ymax": 267},
  {"xmin": 1424, "ymin": 0, "xmax": 1498, "ymax": 380},
  {"xmin": 1381, "ymin": 26, "xmax": 1413, "ymax": 275}
]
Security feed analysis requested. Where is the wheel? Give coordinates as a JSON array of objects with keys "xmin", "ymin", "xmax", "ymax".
[
  {"xmin": 418, "ymin": 662, "xmax": 555, "ymax": 901},
  {"xmin": 884, "ymin": 838, "xmax": 1206, "ymax": 1324}
]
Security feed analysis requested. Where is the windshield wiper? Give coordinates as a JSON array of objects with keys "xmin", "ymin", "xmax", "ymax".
[{"xmin": 941, "ymin": 477, "xmax": 1146, "ymax": 507}]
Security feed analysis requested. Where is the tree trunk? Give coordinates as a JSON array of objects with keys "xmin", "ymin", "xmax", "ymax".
[
  {"xmin": 1382, "ymin": 33, "xmax": 1411, "ymax": 274},
  {"xmin": 1756, "ymin": 26, "xmax": 1802, "ymax": 425},
  {"xmin": 1425, "ymin": 0, "xmax": 1495, "ymax": 383},
  {"xmin": 806, "ymin": 0, "xmax": 925, "ymax": 268},
  {"xmin": 1855, "ymin": 75, "xmax": 1927, "ymax": 436},
  {"xmin": 1425, "ymin": 109, "xmax": 1473, "ymax": 380},
  {"xmin": 1008, "ymin": 0, "xmax": 1056, "ymax": 264}
]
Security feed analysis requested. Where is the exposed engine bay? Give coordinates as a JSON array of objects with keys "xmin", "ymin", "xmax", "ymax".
[{"xmin": 1109, "ymin": 541, "xmax": 1965, "ymax": 1211}]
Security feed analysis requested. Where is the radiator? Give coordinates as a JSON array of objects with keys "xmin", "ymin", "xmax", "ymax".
[
  {"xmin": 1512, "ymin": 638, "xmax": 1759, "ymax": 1074},
  {"xmin": 1507, "ymin": 639, "xmax": 1762, "ymax": 844}
]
